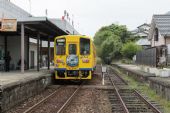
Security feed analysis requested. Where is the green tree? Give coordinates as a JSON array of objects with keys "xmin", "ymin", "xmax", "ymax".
[
  {"xmin": 94, "ymin": 30, "xmax": 113, "ymax": 58},
  {"xmin": 107, "ymin": 24, "xmax": 130, "ymax": 43},
  {"xmin": 94, "ymin": 30, "xmax": 112, "ymax": 46},
  {"xmin": 121, "ymin": 42, "xmax": 142, "ymax": 59},
  {"xmin": 93, "ymin": 23, "xmax": 136, "ymax": 63},
  {"xmin": 94, "ymin": 24, "xmax": 131, "ymax": 45},
  {"xmin": 101, "ymin": 35, "xmax": 122, "ymax": 64}
]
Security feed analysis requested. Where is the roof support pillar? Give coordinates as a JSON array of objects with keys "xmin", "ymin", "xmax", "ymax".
[
  {"xmin": 27, "ymin": 36, "xmax": 30, "ymax": 70},
  {"xmin": 21, "ymin": 23, "xmax": 25, "ymax": 73},
  {"xmin": 37, "ymin": 33, "xmax": 40, "ymax": 71},
  {"xmin": 40, "ymin": 39, "xmax": 42, "ymax": 68},
  {"xmin": 47, "ymin": 37, "xmax": 50, "ymax": 70}
]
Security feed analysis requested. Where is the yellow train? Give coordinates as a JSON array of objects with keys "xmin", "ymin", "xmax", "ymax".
[{"xmin": 54, "ymin": 35, "xmax": 96, "ymax": 80}]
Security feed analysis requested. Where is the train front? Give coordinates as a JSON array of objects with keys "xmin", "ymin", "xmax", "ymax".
[{"xmin": 54, "ymin": 35, "xmax": 95, "ymax": 80}]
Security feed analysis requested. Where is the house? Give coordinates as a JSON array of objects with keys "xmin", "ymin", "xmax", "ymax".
[
  {"xmin": 132, "ymin": 23, "xmax": 150, "ymax": 37},
  {"xmin": 131, "ymin": 23, "xmax": 151, "ymax": 48},
  {"xmin": 148, "ymin": 15, "xmax": 170, "ymax": 47}
]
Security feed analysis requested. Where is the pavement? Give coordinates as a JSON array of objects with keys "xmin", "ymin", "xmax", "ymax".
[
  {"xmin": 0, "ymin": 69, "xmax": 51, "ymax": 86},
  {"xmin": 115, "ymin": 63, "xmax": 170, "ymax": 85},
  {"xmin": 117, "ymin": 64, "xmax": 140, "ymax": 71}
]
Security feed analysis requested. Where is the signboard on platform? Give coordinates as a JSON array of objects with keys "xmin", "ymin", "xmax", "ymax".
[
  {"xmin": 102, "ymin": 66, "xmax": 107, "ymax": 73},
  {"xmin": 0, "ymin": 19, "xmax": 17, "ymax": 32}
]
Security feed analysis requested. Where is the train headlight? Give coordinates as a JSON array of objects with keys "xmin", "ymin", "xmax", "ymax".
[
  {"xmin": 56, "ymin": 59, "xmax": 62, "ymax": 63},
  {"xmin": 82, "ymin": 58, "xmax": 89, "ymax": 63},
  {"xmin": 56, "ymin": 59, "xmax": 65, "ymax": 65},
  {"xmin": 67, "ymin": 55, "xmax": 78, "ymax": 67}
]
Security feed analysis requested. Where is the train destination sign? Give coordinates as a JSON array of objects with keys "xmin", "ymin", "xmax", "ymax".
[{"xmin": 0, "ymin": 19, "xmax": 17, "ymax": 32}]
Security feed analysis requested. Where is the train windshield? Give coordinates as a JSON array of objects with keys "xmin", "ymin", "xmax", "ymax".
[
  {"xmin": 56, "ymin": 38, "xmax": 65, "ymax": 55},
  {"xmin": 80, "ymin": 38, "xmax": 90, "ymax": 55},
  {"xmin": 69, "ymin": 44, "xmax": 77, "ymax": 55}
]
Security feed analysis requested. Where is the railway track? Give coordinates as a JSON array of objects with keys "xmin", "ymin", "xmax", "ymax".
[
  {"xmin": 107, "ymin": 66, "xmax": 162, "ymax": 113},
  {"xmin": 23, "ymin": 83, "xmax": 83, "ymax": 113}
]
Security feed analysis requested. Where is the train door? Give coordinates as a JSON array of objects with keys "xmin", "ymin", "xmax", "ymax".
[
  {"xmin": 66, "ymin": 43, "xmax": 79, "ymax": 69},
  {"xmin": 79, "ymin": 38, "xmax": 91, "ymax": 68},
  {"xmin": 65, "ymin": 43, "xmax": 79, "ymax": 77}
]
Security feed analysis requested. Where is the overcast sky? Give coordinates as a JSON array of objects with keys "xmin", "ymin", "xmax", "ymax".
[{"xmin": 10, "ymin": 0, "xmax": 170, "ymax": 37}]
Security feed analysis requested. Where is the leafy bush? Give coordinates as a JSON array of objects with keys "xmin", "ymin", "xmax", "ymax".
[
  {"xmin": 121, "ymin": 59, "xmax": 132, "ymax": 64},
  {"xmin": 96, "ymin": 57, "xmax": 102, "ymax": 64},
  {"xmin": 121, "ymin": 42, "xmax": 142, "ymax": 59}
]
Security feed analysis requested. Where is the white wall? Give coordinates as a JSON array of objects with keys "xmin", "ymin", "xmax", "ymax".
[
  {"xmin": 29, "ymin": 43, "xmax": 37, "ymax": 68},
  {"xmin": 7, "ymin": 36, "xmax": 28, "ymax": 69},
  {"xmin": 151, "ymin": 31, "xmax": 165, "ymax": 47},
  {"xmin": 0, "ymin": 35, "xmax": 38, "ymax": 70}
]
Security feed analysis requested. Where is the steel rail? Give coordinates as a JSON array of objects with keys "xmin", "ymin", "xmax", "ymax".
[
  {"xmin": 24, "ymin": 83, "xmax": 82, "ymax": 113},
  {"xmin": 111, "ymin": 66, "xmax": 162, "ymax": 113},
  {"xmin": 134, "ymin": 90, "xmax": 162, "ymax": 113},
  {"xmin": 23, "ymin": 86, "xmax": 63, "ymax": 113},
  {"xmin": 57, "ymin": 83, "xmax": 82, "ymax": 113},
  {"xmin": 108, "ymin": 73, "xmax": 130, "ymax": 113},
  {"xmin": 110, "ymin": 66, "xmax": 128, "ymax": 85}
]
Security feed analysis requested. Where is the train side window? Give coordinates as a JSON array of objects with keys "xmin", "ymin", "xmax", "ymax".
[
  {"xmin": 69, "ymin": 44, "xmax": 77, "ymax": 55},
  {"xmin": 56, "ymin": 38, "xmax": 65, "ymax": 55},
  {"xmin": 80, "ymin": 38, "xmax": 90, "ymax": 55}
]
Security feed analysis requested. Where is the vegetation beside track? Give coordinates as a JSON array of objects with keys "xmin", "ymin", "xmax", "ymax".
[
  {"xmin": 114, "ymin": 67, "xmax": 170, "ymax": 113},
  {"xmin": 94, "ymin": 24, "xmax": 142, "ymax": 64}
]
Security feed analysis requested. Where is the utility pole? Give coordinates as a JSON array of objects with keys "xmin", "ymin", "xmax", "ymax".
[
  {"xmin": 29, "ymin": 0, "xmax": 32, "ymax": 14},
  {"xmin": 45, "ymin": 9, "xmax": 48, "ymax": 17}
]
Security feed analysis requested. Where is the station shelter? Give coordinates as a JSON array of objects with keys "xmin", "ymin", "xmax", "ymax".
[{"xmin": 0, "ymin": 0, "xmax": 79, "ymax": 72}]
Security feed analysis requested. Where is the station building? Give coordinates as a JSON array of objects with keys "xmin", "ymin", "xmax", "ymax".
[{"xmin": 0, "ymin": 0, "xmax": 79, "ymax": 72}]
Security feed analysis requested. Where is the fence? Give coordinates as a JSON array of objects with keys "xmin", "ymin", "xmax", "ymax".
[{"xmin": 136, "ymin": 47, "xmax": 158, "ymax": 67}]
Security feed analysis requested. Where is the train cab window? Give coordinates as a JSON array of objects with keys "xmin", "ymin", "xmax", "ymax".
[
  {"xmin": 80, "ymin": 38, "xmax": 90, "ymax": 55},
  {"xmin": 56, "ymin": 38, "xmax": 66, "ymax": 55},
  {"xmin": 69, "ymin": 44, "xmax": 77, "ymax": 55}
]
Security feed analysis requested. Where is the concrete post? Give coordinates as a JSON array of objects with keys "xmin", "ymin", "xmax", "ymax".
[
  {"xmin": 37, "ymin": 33, "xmax": 40, "ymax": 71},
  {"xmin": 21, "ymin": 23, "xmax": 25, "ymax": 73}
]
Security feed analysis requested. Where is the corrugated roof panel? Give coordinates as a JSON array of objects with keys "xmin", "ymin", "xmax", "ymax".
[{"xmin": 136, "ymin": 38, "xmax": 150, "ymax": 46}]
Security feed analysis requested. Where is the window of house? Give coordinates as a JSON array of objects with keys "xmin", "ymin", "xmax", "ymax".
[
  {"xmin": 154, "ymin": 28, "xmax": 159, "ymax": 41},
  {"xmin": 56, "ymin": 38, "xmax": 66, "ymax": 55},
  {"xmin": 80, "ymin": 38, "xmax": 90, "ymax": 55}
]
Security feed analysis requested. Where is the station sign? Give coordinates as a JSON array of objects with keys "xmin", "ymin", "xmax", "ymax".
[
  {"xmin": 102, "ymin": 66, "xmax": 107, "ymax": 73},
  {"xmin": 0, "ymin": 19, "xmax": 17, "ymax": 32}
]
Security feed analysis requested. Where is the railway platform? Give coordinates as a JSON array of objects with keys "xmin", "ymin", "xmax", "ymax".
[
  {"xmin": 0, "ymin": 69, "xmax": 52, "ymax": 112},
  {"xmin": 113, "ymin": 63, "xmax": 170, "ymax": 101}
]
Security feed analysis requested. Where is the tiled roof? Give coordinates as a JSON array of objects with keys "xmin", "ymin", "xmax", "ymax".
[{"xmin": 153, "ymin": 15, "xmax": 170, "ymax": 36}]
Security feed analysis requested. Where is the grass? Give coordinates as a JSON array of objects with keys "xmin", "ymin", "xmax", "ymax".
[{"xmin": 115, "ymin": 68, "xmax": 170, "ymax": 113}]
